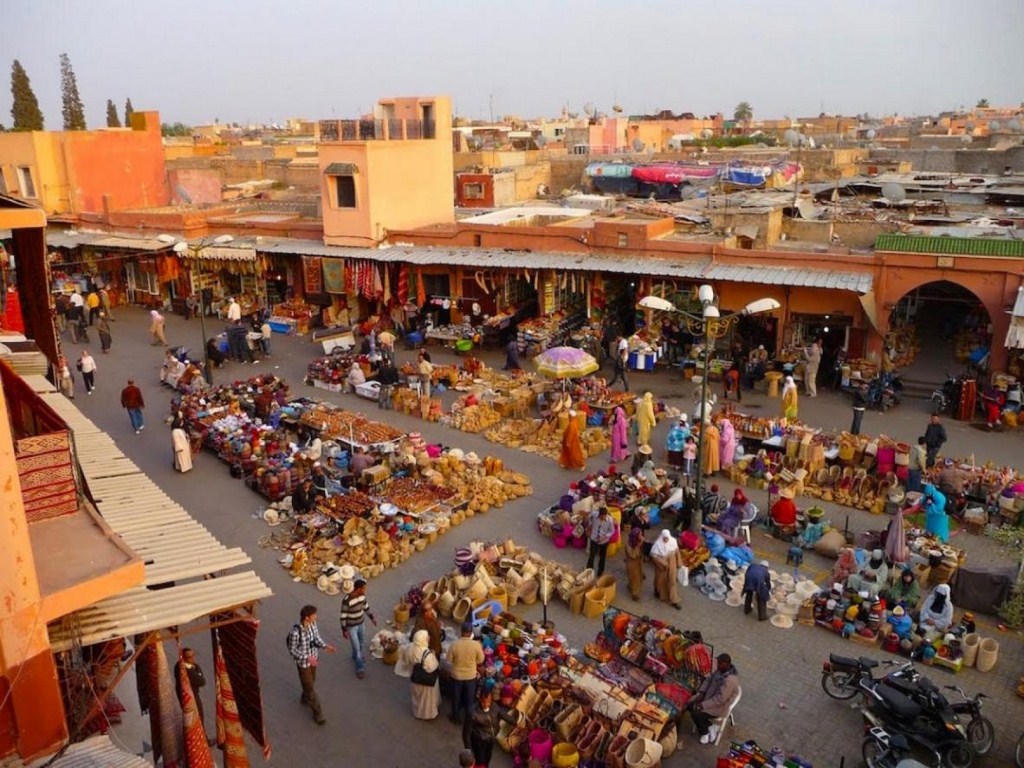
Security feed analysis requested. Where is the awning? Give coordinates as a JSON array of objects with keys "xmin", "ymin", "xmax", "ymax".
[
  {"xmin": 179, "ymin": 245, "xmax": 258, "ymax": 261},
  {"xmin": 859, "ymin": 290, "xmax": 882, "ymax": 333},
  {"xmin": 323, "ymin": 162, "xmax": 359, "ymax": 175},
  {"xmin": 20, "ymin": 377, "xmax": 272, "ymax": 652},
  {"xmin": 26, "ymin": 734, "xmax": 151, "ymax": 768},
  {"xmin": 87, "ymin": 236, "xmax": 169, "ymax": 251},
  {"xmin": 703, "ymin": 263, "xmax": 873, "ymax": 293},
  {"xmin": 1006, "ymin": 287, "xmax": 1024, "ymax": 349}
]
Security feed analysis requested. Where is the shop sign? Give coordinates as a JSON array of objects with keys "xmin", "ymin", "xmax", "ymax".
[{"xmin": 936, "ymin": 256, "xmax": 955, "ymax": 268}]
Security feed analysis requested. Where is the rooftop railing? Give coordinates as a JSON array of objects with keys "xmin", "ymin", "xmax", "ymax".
[{"xmin": 318, "ymin": 118, "xmax": 437, "ymax": 142}]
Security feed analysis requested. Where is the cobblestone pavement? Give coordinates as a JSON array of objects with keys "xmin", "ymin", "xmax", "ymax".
[{"xmin": 64, "ymin": 308, "xmax": 1024, "ymax": 767}]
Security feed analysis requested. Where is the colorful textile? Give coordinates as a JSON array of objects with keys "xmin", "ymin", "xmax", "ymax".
[
  {"xmin": 178, "ymin": 654, "xmax": 214, "ymax": 768},
  {"xmin": 398, "ymin": 264, "xmax": 409, "ymax": 304},
  {"xmin": 322, "ymin": 259, "xmax": 345, "ymax": 294},
  {"xmin": 217, "ymin": 617, "xmax": 271, "ymax": 759},
  {"xmin": 302, "ymin": 257, "xmax": 322, "ymax": 294},
  {"xmin": 214, "ymin": 640, "xmax": 251, "ymax": 767},
  {"xmin": 416, "ymin": 268, "xmax": 427, "ymax": 306},
  {"xmin": 149, "ymin": 639, "xmax": 185, "ymax": 768}
]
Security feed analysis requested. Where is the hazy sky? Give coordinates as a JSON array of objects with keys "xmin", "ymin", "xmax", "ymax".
[{"xmin": 5, "ymin": 0, "xmax": 1022, "ymax": 127}]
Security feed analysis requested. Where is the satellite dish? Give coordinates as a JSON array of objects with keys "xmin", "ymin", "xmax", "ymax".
[
  {"xmin": 989, "ymin": 121, "xmax": 1000, "ymax": 131},
  {"xmin": 784, "ymin": 129, "xmax": 800, "ymax": 147},
  {"xmin": 612, "ymin": 104, "xmax": 623, "ymax": 113},
  {"xmin": 881, "ymin": 183, "xmax": 907, "ymax": 203},
  {"xmin": 1006, "ymin": 119, "xmax": 1022, "ymax": 132},
  {"xmin": 535, "ymin": 135, "xmax": 548, "ymax": 147},
  {"xmin": 568, "ymin": 112, "xmax": 579, "ymax": 119},
  {"xmin": 866, "ymin": 129, "xmax": 876, "ymax": 140},
  {"xmin": 965, "ymin": 122, "xmax": 975, "ymax": 133},
  {"xmin": 632, "ymin": 138, "xmax": 645, "ymax": 152},
  {"xmin": 583, "ymin": 103, "xmax": 596, "ymax": 117},
  {"xmin": 175, "ymin": 185, "xmax": 193, "ymax": 204}
]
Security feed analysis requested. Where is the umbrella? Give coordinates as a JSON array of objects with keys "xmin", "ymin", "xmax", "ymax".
[
  {"xmin": 885, "ymin": 507, "xmax": 908, "ymax": 564},
  {"xmin": 534, "ymin": 346, "xmax": 599, "ymax": 379}
]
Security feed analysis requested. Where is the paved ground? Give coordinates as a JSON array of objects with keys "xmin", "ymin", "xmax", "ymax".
[{"xmin": 61, "ymin": 308, "xmax": 1024, "ymax": 767}]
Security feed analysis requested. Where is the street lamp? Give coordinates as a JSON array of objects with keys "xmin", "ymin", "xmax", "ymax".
[
  {"xmin": 158, "ymin": 234, "xmax": 234, "ymax": 384},
  {"xmin": 639, "ymin": 286, "xmax": 780, "ymax": 531}
]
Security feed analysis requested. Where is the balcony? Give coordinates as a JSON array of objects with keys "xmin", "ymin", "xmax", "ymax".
[{"xmin": 319, "ymin": 118, "xmax": 436, "ymax": 142}]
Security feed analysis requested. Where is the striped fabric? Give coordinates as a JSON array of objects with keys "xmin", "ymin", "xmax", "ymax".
[
  {"xmin": 214, "ymin": 641, "xmax": 251, "ymax": 767},
  {"xmin": 178, "ymin": 654, "xmax": 214, "ymax": 768}
]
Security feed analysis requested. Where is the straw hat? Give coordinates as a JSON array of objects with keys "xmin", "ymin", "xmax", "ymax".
[
  {"xmin": 638, "ymin": 444, "xmax": 653, "ymax": 455},
  {"xmin": 888, "ymin": 488, "xmax": 906, "ymax": 504},
  {"xmin": 779, "ymin": 486, "xmax": 796, "ymax": 499},
  {"xmin": 725, "ymin": 593, "xmax": 744, "ymax": 608},
  {"xmin": 448, "ymin": 448, "xmax": 465, "ymax": 461},
  {"xmin": 465, "ymin": 452, "xmax": 481, "ymax": 466},
  {"xmin": 770, "ymin": 614, "xmax": 794, "ymax": 629},
  {"xmin": 317, "ymin": 575, "xmax": 341, "ymax": 595}
]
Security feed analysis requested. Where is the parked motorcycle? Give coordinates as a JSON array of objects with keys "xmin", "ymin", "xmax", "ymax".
[
  {"xmin": 862, "ymin": 725, "xmax": 911, "ymax": 768},
  {"xmin": 884, "ymin": 678, "xmax": 994, "ymax": 757},
  {"xmin": 866, "ymin": 372, "xmax": 902, "ymax": 411},
  {"xmin": 860, "ymin": 679, "xmax": 976, "ymax": 768},
  {"xmin": 1015, "ymin": 731, "xmax": 1023, "ymax": 767},
  {"xmin": 820, "ymin": 654, "xmax": 919, "ymax": 700}
]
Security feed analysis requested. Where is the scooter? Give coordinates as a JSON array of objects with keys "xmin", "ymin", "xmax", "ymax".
[
  {"xmin": 820, "ymin": 654, "xmax": 920, "ymax": 700},
  {"xmin": 866, "ymin": 372, "xmax": 902, "ymax": 412},
  {"xmin": 862, "ymin": 725, "xmax": 911, "ymax": 768}
]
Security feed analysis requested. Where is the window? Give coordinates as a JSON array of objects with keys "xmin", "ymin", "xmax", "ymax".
[
  {"xmin": 463, "ymin": 183, "xmax": 485, "ymax": 200},
  {"xmin": 473, "ymin": 234, "xmax": 482, "ymax": 247},
  {"xmin": 334, "ymin": 175, "xmax": 356, "ymax": 208},
  {"xmin": 17, "ymin": 166, "xmax": 36, "ymax": 198},
  {"xmin": 617, "ymin": 232, "xmax": 628, "ymax": 247},
  {"xmin": 125, "ymin": 262, "xmax": 160, "ymax": 297}
]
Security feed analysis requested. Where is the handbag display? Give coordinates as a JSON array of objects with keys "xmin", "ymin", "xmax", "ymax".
[{"xmin": 410, "ymin": 650, "xmax": 438, "ymax": 686}]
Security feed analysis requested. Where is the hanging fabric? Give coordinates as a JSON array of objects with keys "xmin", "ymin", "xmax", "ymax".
[
  {"xmin": 178, "ymin": 653, "xmax": 215, "ymax": 768},
  {"xmin": 416, "ymin": 268, "xmax": 427, "ymax": 307},
  {"xmin": 397, "ymin": 264, "xmax": 409, "ymax": 305},
  {"xmin": 373, "ymin": 263, "xmax": 384, "ymax": 300},
  {"xmin": 383, "ymin": 265, "xmax": 393, "ymax": 305},
  {"xmin": 302, "ymin": 257, "xmax": 323, "ymax": 294},
  {"xmin": 321, "ymin": 259, "xmax": 345, "ymax": 294},
  {"xmin": 214, "ymin": 639, "xmax": 251, "ymax": 767},
  {"xmin": 215, "ymin": 615, "xmax": 271, "ymax": 759},
  {"xmin": 149, "ymin": 638, "xmax": 185, "ymax": 768}
]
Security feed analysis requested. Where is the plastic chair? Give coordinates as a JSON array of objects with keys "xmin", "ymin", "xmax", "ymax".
[
  {"xmin": 713, "ymin": 686, "xmax": 742, "ymax": 745},
  {"xmin": 738, "ymin": 504, "xmax": 759, "ymax": 545},
  {"xmin": 406, "ymin": 376, "xmax": 422, "ymax": 397}
]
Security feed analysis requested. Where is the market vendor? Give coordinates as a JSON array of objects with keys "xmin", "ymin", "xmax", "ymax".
[
  {"xmin": 632, "ymin": 444, "xmax": 652, "ymax": 475},
  {"xmin": 347, "ymin": 362, "xmax": 366, "ymax": 393},
  {"xmin": 650, "ymin": 530, "xmax": 682, "ymax": 610},
  {"xmin": 921, "ymin": 483, "xmax": 950, "ymax": 543},
  {"xmin": 681, "ymin": 653, "xmax": 740, "ymax": 746},
  {"xmin": 717, "ymin": 489, "xmax": 750, "ymax": 538},
  {"xmin": 160, "ymin": 350, "xmax": 186, "ymax": 388},
  {"xmin": 255, "ymin": 388, "xmax": 275, "ymax": 420},
  {"xmin": 936, "ymin": 458, "xmax": 966, "ymax": 498},
  {"xmin": 881, "ymin": 566, "xmax": 921, "ymax": 610},
  {"xmin": 206, "ymin": 337, "xmax": 225, "ymax": 368},
  {"xmin": 292, "ymin": 477, "xmax": 317, "ymax": 515},
  {"xmin": 418, "ymin": 351, "xmax": 434, "ymax": 398},
  {"xmin": 178, "ymin": 362, "xmax": 206, "ymax": 393},
  {"xmin": 349, "ymin": 446, "xmax": 376, "ymax": 478},
  {"xmin": 312, "ymin": 462, "xmax": 331, "ymax": 498},
  {"xmin": 769, "ymin": 486, "xmax": 799, "ymax": 535},
  {"xmin": 914, "ymin": 583, "xmax": 954, "ymax": 635},
  {"xmin": 886, "ymin": 605, "xmax": 914, "ymax": 641},
  {"xmin": 846, "ymin": 549, "xmax": 889, "ymax": 599}
]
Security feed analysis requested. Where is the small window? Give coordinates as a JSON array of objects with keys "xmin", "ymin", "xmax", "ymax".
[
  {"xmin": 464, "ymin": 183, "xmax": 485, "ymax": 200},
  {"xmin": 334, "ymin": 175, "xmax": 356, "ymax": 208},
  {"xmin": 473, "ymin": 234, "xmax": 482, "ymax": 247},
  {"xmin": 18, "ymin": 166, "xmax": 36, "ymax": 198},
  {"xmin": 617, "ymin": 232, "xmax": 628, "ymax": 247}
]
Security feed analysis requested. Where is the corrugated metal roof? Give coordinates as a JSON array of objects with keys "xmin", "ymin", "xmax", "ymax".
[
  {"xmin": 26, "ymin": 735, "xmax": 150, "ymax": 768},
  {"xmin": 875, "ymin": 234, "xmax": 1024, "ymax": 257},
  {"xmin": 87, "ymin": 236, "xmax": 170, "ymax": 251},
  {"xmin": 17, "ymin": 376, "xmax": 272, "ymax": 651},
  {"xmin": 323, "ymin": 162, "xmax": 359, "ymax": 175},
  {"xmin": 46, "ymin": 232, "xmax": 93, "ymax": 249},
  {"xmin": 703, "ymin": 264, "xmax": 873, "ymax": 293},
  {"xmin": 180, "ymin": 245, "xmax": 257, "ymax": 261}
]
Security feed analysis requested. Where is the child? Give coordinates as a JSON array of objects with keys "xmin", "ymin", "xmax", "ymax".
[
  {"xmin": 682, "ymin": 435, "xmax": 697, "ymax": 483},
  {"xmin": 260, "ymin": 320, "xmax": 272, "ymax": 356}
]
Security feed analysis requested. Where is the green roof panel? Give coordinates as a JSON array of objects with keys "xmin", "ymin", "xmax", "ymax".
[{"xmin": 875, "ymin": 234, "xmax": 1024, "ymax": 258}]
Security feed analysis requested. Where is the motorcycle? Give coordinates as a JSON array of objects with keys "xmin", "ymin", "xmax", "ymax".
[
  {"xmin": 860, "ymin": 678, "xmax": 976, "ymax": 768},
  {"xmin": 884, "ymin": 678, "xmax": 994, "ymax": 757},
  {"xmin": 862, "ymin": 725, "xmax": 911, "ymax": 768},
  {"xmin": 1016, "ymin": 731, "xmax": 1024, "ymax": 767},
  {"xmin": 866, "ymin": 372, "xmax": 902, "ymax": 412},
  {"xmin": 821, "ymin": 653, "xmax": 919, "ymax": 700}
]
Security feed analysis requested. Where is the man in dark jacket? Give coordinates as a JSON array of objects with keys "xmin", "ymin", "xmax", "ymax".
[
  {"xmin": 850, "ymin": 381, "xmax": 868, "ymax": 435},
  {"xmin": 174, "ymin": 648, "xmax": 211, "ymax": 742},
  {"xmin": 683, "ymin": 653, "xmax": 740, "ymax": 745},
  {"xmin": 742, "ymin": 560, "xmax": 772, "ymax": 621},
  {"xmin": 923, "ymin": 413, "xmax": 947, "ymax": 468},
  {"xmin": 376, "ymin": 358, "xmax": 399, "ymax": 410}
]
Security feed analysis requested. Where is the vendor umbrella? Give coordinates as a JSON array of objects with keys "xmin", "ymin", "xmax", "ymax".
[
  {"xmin": 885, "ymin": 506, "xmax": 909, "ymax": 564},
  {"xmin": 534, "ymin": 346, "xmax": 599, "ymax": 379}
]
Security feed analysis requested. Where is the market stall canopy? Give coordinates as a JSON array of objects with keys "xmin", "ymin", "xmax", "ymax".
[
  {"xmin": 534, "ymin": 346, "xmax": 599, "ymax": 379},
  {"xmin": 179, "ymin": 244, "xmax": 258, "ymax": 261}
]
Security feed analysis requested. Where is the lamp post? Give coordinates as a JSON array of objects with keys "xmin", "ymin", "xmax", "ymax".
[
  {"xmin": 639, "ymin": 287, "xmax": 780, "ymax": 531},
  {"xmin": 158, "ymin": 234, "xmax": 234, "ymax": 384}
]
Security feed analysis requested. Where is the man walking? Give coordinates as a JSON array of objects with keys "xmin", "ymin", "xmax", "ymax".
[
  {"xmin": 850, "ymin": 381, "xmax": 867, "ymax": 435},
  {"xmin": 339, "ymin": 578, "xmax": 377, "ymax": 679},
  {"xmin": 174, "ymin": 648, "xmax": 211, "ymax": 743},
  {"xmin": 607, "ymin": 347, "xmax": 629, "ymax": 391},
  {"xmin": 120, "ymin": 379, "xmax": 145, "ymax": 434},
  {"xmin": 287, "ymin": 604, "xmax": 334, "ymax": 725},
  {"xmin": 742, "ymin": 560, "xmax": 772, "ymax": 621},
  {"xmin": 585, "ymin": 507, "xmax": 616, "ymax": 577},
  {"xmin": 377, "ymin": 357, "xmax": 399, "ymax": 409},
  {"xmin": 907, "ymin": 436, "xmax": 927, "ymax": 493},
  {"xmin": 446, "ymin": 622, "xmax": 484, "ymax": 726},
  {"xmin": 923, "ymin": 413, "xmax": 947, "ymax": 468},
  {"xmin": 804, "ymin": 338, "xmax": 822, "ymax": 397}
]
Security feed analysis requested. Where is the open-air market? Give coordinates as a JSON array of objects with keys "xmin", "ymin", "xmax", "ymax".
[{"xmin": 4, "ymin": 5, "xmax": 1024, "ymax": 765}]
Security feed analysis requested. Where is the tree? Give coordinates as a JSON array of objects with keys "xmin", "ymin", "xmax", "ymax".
[
  {"xmin": 976, "ymin": 98, "xmax": 990, "ymax": 109},
  {"xmin": 124, "ymin": 98, "xmax": 134, "ymax": 128},
  {"xmin": 10, "ymin": 59, "xmax": 44, "ymax": 131},
  {"xmin": 733, "ymin": 101, "xmax": 753, "ymax": 124},
  {"xmin": 60, "ymin": 53, "xmax": 86, "ymax": 130},
  {"xmin": 161, "ymin": 122, "xmax": 193, "ymax": 137},
  {"xmin": 105, "ymin": 99, "xmax": 121, "ymax": 127}
]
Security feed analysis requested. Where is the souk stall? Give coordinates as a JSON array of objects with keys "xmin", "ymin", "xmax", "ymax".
[
  {"xmin": 304, "ymin": 350, "xmax": 376, "ymax": 392},
  {"xmin": 270, "ymin": 298, "xmax": 319, "ymax": 335}
]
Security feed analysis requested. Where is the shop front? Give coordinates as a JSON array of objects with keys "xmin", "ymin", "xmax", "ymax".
[{"xmin": 174, "ymin": 243, "xmax": 267, "ymax": 320}]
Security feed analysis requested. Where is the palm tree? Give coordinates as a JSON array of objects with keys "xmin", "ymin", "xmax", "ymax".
[
  {"xmin": 733, "ymin": 101, "xmax": 753, "ymax": 124},
  {"xmin": 976, "ymin": 98, "xmax": 990, "ymax": 109}
]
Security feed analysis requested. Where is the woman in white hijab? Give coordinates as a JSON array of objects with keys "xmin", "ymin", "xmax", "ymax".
[
  {"xmin": 405, "ymin": 629, "xmax": 440, "ymax": 720},
  {"xmin": 347, "ymin": 361, "xmax": 366, "ymax": 392},
  {"xmin": 650, "ymin": 530, "xmax": 682, "ymax": 609},
  {"xmin": 638, "ymin": 459, "xmax": 659, "ymax": 488},
  {"xmin": 781, "ymin": 375, "xmax": 799, "ymax": 420}
]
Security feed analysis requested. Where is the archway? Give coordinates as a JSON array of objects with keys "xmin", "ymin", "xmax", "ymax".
[{"xmin": 888, "ymin": 280, "xmax": 992, "ymax": 385}]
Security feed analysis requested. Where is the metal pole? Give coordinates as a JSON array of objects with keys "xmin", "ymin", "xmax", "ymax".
[
  {"xmin": 196, "ymin": 250, "xmax": 213, "ymax": 384},
  {"xmin": 693, "ymin": 318, "xmax": 712, "ymax": 532}
]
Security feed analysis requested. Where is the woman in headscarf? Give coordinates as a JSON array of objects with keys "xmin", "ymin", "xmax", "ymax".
[
  {"xmin": 404, "ymin": 629, "xmax": 440, "ymax": 719},
  {"xmin": 718, "ymin": 489, "xmax": 750, "ymax": 538},
  {"xmin": 149, "ymin": 309, "xmax": 167, "ymax": 346},
  {"xmin": 781, "ymin": 375, "xmax": 799, "ymax": 419},
  {"xmin": 636, "ymin": 392, "xmax": 656, "ymax": 446},
  {"xmin": 700, "ymin": 419, "xmax": 720, "ymax": 477},
  {"xmin": 172, "ymin": 421, "xmax": 193, "ymax": 473},
  {"xmin": 921, "ymin": 483, "xmax": 949, "ymax": 543},
  {"xmin": 916, "ymin": 583, "xmax": 954, "ymax": 634},
  {"xmin": 558, "ymin": 410, "xmax": 587, "ymax": 471},
  {"xmin": 411, "ymin": 598, "xmax": 443, "ymax": 658},
  {"xmin": 881, "ymin": 566, "xmax": 921, "ymax": 610},
  {"xmin": 639, "ymin": 460, "xmax": 659, "ymax": 488},
  {"xmin": 718, "ymin": 418, "xmax": 737, "ymax": 468},
  {"xmin": 650, "ymin": 530, "xmax": 682, "ymax": 609},
  {"xmin": 610, "ymin": 406, "xmax": 630, "ymax": 463},
  {"xmin": 665, "ymin": 415, "xmax": 689, "ymax": 468},
  {"xmin": 624, "ymin": 526, "xmax": 646, "ymax": 601},
  {"xmin": 347, "ymin": 361, "xmax": 366, "ymax": 392}
]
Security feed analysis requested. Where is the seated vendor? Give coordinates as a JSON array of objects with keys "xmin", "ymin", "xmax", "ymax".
[
  {"xmin": 347, "ymin": 362, "xmax": 366, "ymax": 392},
  {"xmin": 717, "ymin": 489, "xmax": 751, "ymax": 538},
  {"xmin": 291, "ymin": 477, "xmax": 317, "ymax": 515},
  {"xmin": 254, "ymin": 388, "xmax": 274, "ymax": 420},
  {"xmin": 700, "ymin": 484, "xmax": 723, "ymax": 520},
  {"xmin": 177, "ymin": 362, "xmax": 206, "ymax": 393},
  {"xmin": 206, "ymin": 337, "xmax": 226, "ymax": 367},
  {"xmin": 847, "ymin": 549, "xmax": 889, "ymax": 599},
  {"xmin": 936, "ymin": 458, "xmax": 965, "ymax": 497},
  {"xmin": 886, "ymin": 605, "xmax": 913, "ymax": 641},
  {"xmin": 914, "ymin": 583, "xmax": 954, "ymax": 635},
  {"xmin": 161, "ymin": 351, "xmax": 186, "ymax": 387},
  {"xmin": 881, "ymin": 566, "xmax": 921, "ymax": 610},
  {"xmin": 350, "ymin": 446, "xmax": 376, "ymax": 478},
  {"xmin": 311, "ymin": 462, "xmax": 330, "ymax": 497},
  {"xmin": 769, "ymin": 486, "xmax": 799, "ymax": 534}
]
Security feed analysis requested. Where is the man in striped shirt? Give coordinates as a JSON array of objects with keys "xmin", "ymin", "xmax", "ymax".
[
  {"xmin": 339, "ymin": 579, "xmax": 377, "ymax": 679},
  {"xmin": 287, "ymin": 604, "xmax": 335, "ymax": 725}
]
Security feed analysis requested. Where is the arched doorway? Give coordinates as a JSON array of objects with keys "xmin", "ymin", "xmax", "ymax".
[{"xmin": 889, "ymin": 280, "xmax": 992, "ymax": 384}]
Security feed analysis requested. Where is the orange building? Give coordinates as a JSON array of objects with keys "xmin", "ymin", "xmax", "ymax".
[
  {"xmin": 0, "ymin": 111, "xmax": 169, "ymax": 217},
  {"xmin": 318, "ymin": 96, "xmax": 454, "ymax": 247}
]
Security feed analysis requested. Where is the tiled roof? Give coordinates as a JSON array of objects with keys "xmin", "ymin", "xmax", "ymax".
[{"xmin": 875, "ymin": 234, "xmax": 1024, "ymax": 257}]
